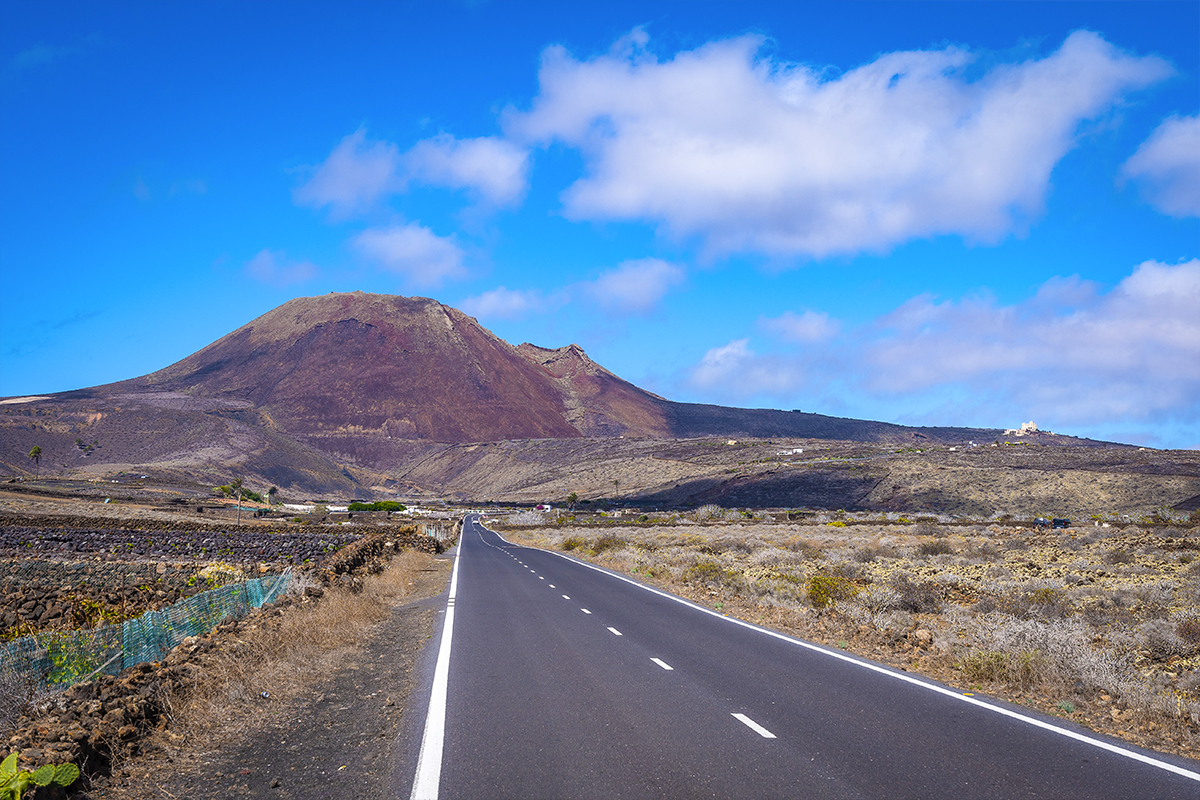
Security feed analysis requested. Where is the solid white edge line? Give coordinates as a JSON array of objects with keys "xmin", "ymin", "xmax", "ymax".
[
  {"xmin": 732, "ymin": 713, "xmax": 776, "ymax": 739},
  {"xmin": 651, "ymin": 657, "xmax": 674, "ymax": 671},
  {"xmin": 478, "ymin": 522, "xmax": 1200, "ymax": 783},
  {"xmin": 409, "ymin": 519, "xmax": 465, "ymax": 800}
]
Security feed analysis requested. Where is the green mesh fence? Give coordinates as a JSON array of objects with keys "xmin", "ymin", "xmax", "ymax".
[{"xmin": 0, "ymin": 571, "xmax": 291, "ymax": 691}]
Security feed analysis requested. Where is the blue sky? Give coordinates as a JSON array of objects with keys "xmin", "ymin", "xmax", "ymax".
[{"xmin": 2, "ymin": 1, "xmax": 1197, "ymax": 448}]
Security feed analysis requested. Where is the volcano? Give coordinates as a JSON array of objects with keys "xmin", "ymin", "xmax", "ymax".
[{"xmin": 0, "ymin": 291, "xmax": 1045, "ymax": 498}]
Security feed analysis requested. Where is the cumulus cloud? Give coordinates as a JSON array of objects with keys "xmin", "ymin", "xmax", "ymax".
[
  {"xmin": 293, "ymin": 129, "xmax": 401, "ymax": 217},
  {"xmin": 581, "ymin": 258, "xmax": 684, "ymax": 314},
  {"xmin": 760, "ymin": 310, "xmax": 839, "ymax": 343},
  {"xmin": 405, "ymin": 134, "xmax": 529, "ymax": 206},
  {"xmin": 459, "ymin": 286, "xmax": 547, "ymax": 320},
  {"xmin": 866, "ymin": 259, "xmax": 1199, "ymax": 419},
  {"xmin": 244, "ymin": 249, "xmax": 317, "ymax": 285},
  {"xmin": 689, "ymin": 339, "xmax": 805, "ymax": 397},
  {"xmin": 353, "ymin": 223, "xmax": 467, "ymax": 287},
  {"xmin": 1121, "ymin": 114, "xmax": 1200, "ymax": 218},
  {"xmin": 295, "ymin": 129, "xmax": 529, "ymax": 216},
  {"xmin": 507, "ymin": 30, "xmax": 1171, "ymax": 258},
  {"xmin": 688, "ymin": 259, "xmax": 1198, "ymax": 429}
]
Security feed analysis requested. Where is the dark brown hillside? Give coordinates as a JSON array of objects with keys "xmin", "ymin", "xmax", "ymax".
[
  {"xmin": 514, "ymin": 343, "xmax": 673, "ymax": 438},
  {"xmin": 109, "ymin": 293, "xmax": 582, "ymax": 443}
]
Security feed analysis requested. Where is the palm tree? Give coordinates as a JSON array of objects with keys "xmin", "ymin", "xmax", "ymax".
[
  {"xmin": 27, "ymin": 446, "xmax": 41, "ymax": 478},
  {"xmin": 268, "ymin": 486, "xmax": 279, "ymax": 505}
]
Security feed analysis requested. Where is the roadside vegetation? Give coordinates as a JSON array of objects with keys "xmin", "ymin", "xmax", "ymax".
[{"xmin": 499, "ymin": 507, "xmax": 1200, "ymax": 760}]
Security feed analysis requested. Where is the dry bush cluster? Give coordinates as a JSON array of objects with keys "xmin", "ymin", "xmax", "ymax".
[
  {"xmin": 510, "ymin": 517, "xmax": 1200, "ymax": 756},
  {"xmin": 163, "ymin": 550, "xmax": 430, "ymax": 745}
]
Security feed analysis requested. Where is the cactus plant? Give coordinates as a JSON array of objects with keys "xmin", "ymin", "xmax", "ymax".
[{"xmin": 0, "ymin": 751, "xmax": 80, "ymax": 799}]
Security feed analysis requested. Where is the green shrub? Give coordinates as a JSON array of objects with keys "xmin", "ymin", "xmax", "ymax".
[
  {"xmin": 347, "ymin": 501, "xmax": 406, "ymax": 512},
  {"xmin": 561, "ymin": 537, "xmax": 583, "ymax": 551},
  {"xmin": 807, "ymin": 572, "xmax": 858, "ymax": 609},
  {"xmin": 682, "ymin": 559, "xmax": 740, "ymax": 587}
]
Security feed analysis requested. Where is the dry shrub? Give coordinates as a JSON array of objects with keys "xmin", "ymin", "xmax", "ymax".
[
  {"xmin": 960, "ymin": 616, "xmax": 1128, "ymax": 697},
  {"xmin": 1137, "ymin": 620, "xmax": 1192, "ymax": 661},
  {"xmin": 976, "ymin": 585, "xmax": 1072, "ymax": 620},
  {"xmin": 0, "ymin": 663, "xmax": 37, "ymax": 733},
  {"xmin": 166, "ymin": 551, "xmax": 431, "ymax": 742},
  {"xmin": 853, "ymin": 545, "xmax": 897, "ymax": 563},
  {"xmin": 1176, "ymin": 616, "xmax": 1200, "ymax": 646},
  {"xmin": 1104, "ymin": 547, "xmax": 1135, "ymax": 565},
  {"xmin": 917, "ymin": 539, "xmax": 954, "ymax": 557},
  {"xmin": 590, "ymin": 535, "xmax": 627, "ymax": 555},
  {"xmin": 891, "ymin": 574, "xmax": 943, "ymax": 613}
]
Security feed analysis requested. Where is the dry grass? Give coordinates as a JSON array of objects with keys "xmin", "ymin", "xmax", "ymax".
[
  {"xmin": 505, "ymin": 518, "xmax": 1200, "ymax": 759},
  {"xmin": 162, "ymin": 550, "xmax": 433, "ymax": 745}
]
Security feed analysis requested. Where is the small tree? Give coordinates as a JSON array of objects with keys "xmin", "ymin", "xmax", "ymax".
[
  {"xmin": 217, "ymin": 478, "xmax": 246, "ymax": 524},
  {"xmin": 27, "ymin": 446, "xmax": 41, "ymax": 479},
  {"xmin": 268, "ymin": 486, "xmax": 279, "ymax": 505},
  {"xmin": 567, "ymin": 492, "xmax": 578, "ymax": 511}
]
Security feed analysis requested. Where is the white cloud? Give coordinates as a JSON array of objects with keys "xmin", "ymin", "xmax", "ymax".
[
  {"xmin": 689, "ymin": 339, "xmax": 805, "ymax": 397},
  {"xmin": 1121, "ymin": 114, "xmax": 1200, "ymax": 218},
  {"xmin": 353, "ymin": 223, "xmax": 467, "ymax": 287},
  {"xmin": 684, "ymin": 259, "xmax": 1199, "ymax": 430},
  {"xmin": 244, "ymin": 249, "xmax": 317, "ymax": 285},
  {"xmin": 760, "ymin": 310, "xmax": 839, "ymax": 343},
  {"xmin": 293, "ymin": 129, "xmax": 401, "ymax": 217},
  {"xmin": 460, "ymin": 287, "xmax": 546, "ymax": 320},
  {"xmin": 507, "ymin": 30, "xmax": 1171, "ymax": 258},
  {"xmin": 582, "ymin": 258, "xmax": 684, "ymax": 314},
  {"xmin": 405, "ymin": 134, "xmax": 529, "ymax": 206},
  {"xmin": 295, "ymin": 129, "xmax": 529, "ymax": 216}
]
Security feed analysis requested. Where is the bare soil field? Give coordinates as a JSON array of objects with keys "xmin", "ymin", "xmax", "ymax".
[{"xmin": 501, "ymin": 509, "xmax": 1200, "ymax": 763}]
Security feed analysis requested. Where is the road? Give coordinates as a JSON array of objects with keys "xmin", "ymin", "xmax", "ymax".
[{"xmin": 405, "ymin": 515, "xmax": 1200, "ymax": 799}]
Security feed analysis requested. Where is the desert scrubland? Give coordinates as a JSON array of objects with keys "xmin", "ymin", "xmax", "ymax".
[{"xmin": 501, "ymin": 507, "xmax": 1200, "ymax": 760}]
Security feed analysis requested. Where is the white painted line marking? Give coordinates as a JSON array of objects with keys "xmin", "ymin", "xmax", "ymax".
[
  {"xmin": 549, "ymin": 584, "xmax": 555, "ymax": 588},
  {"xmin": 539, "ymin": 576, "xmax": 544, "ymax": 580},
  {"xmin": 410, "ymin": 519, "xmax": 464, "ymax": 800},
  {"xmin": 562, "ymin": 594, "xmax": 571, "ymax": 600},
  {"xmin": 581, "ymin": 608, "xmax": 591, "ymax": 614},
  {"xmin": 514, "ymin": 538, "xmax": 1200, "ymax": 784},
  {"xmin": 651, "ymin": 658, "xmax": 674, "ymax": 671},
  {"xmin": 732, "ymin": 713, "xmax": 776, "ymax": 739},
  {"xmin": 608, "ymin": 627, "xmax": 622, "ymax": 636}
]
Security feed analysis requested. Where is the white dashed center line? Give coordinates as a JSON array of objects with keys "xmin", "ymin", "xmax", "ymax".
[
  {"xmin": 539, "ymin": 576, "xmax": 544, "ymax": 580},
  {"xmin": 581, "ymin": 608, "xmax": 591, "ymax": 614},
  {"xmin": 549, "ymin": 585, "xmax": 555, "ymax": 588},
  {"xmin": 732, "ymin": 713, "xmax": 776, "ymax": 739},
  {"xmin": 561, "ymin": 594, "xmax": 570, "ymax": 600},
  {"xmin": 650, "ymin": 658, "xmax": 674, "ymax": 671},
  {"xmin": 608, "ymin": 627, "xmax": 622, "ymax": 636}
]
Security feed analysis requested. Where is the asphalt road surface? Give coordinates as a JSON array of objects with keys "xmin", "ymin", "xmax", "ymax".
[{"xmin": 405, "ymin": 515, "xmax": 1200, "ymax": 799}]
